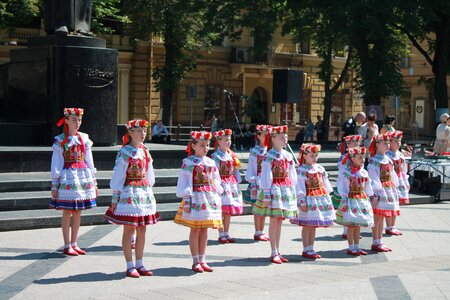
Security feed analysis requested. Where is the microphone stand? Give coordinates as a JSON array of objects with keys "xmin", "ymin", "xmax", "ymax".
[{"xmin": 225, "ymin": 92, "xmax": 244, "ymax": 137}]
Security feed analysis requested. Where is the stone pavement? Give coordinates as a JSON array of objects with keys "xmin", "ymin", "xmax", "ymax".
[{"xmin": 1, "ymin": 202, "xmax": 450, "ymax": 300}]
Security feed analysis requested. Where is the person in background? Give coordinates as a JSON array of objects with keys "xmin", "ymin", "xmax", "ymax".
[
  {"xmin": 151, "ymin": 120, "xmax": 170, "ymax": 144},
  {"xmin": 315, "ymin": 116, "xmax": 326, "ymax": 142},
  {"xmin": 304, "ymin": 118, "xmax": 314, "ymax": 142},
  {"xmin": 340, "ymin": 112, "xmax": 366, "ymax": 140},
  {"xmin": 380, "ymin": 115, "xmax": 396, "ymax": 135},
  {"xmin": 359, "ymin": 114, "xmax": 379, "ymax": 149},
  {"xmin": 433, "ymin": 113, "xmax": 450, "ymax": 154}
]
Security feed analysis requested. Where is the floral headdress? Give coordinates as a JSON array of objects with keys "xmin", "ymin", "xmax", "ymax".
[
  {"xmin": 56, "ymin": 107, "xmax": 85, "ymax": 151},
  {"xmin": 122, "ymin": 119, "xmax": 149, "ymax": 147},
  {"xmin": 213, "ymin": 129, "xmax": 232, "ymax": 149},
  {"xmin": 369, "ymin": 133, "xmax": 391, "ymax": 157},
  {"xmin": 271, "ymin": 125, "xmax": 288, "ymax": 135},
  {"xmin": 342, "ymin": 146, "xmax": 367, "ymax": 165},
  {"xmin": 255, "ymin": 124, "xmax": 272, "ymax": 147},
  {"xmin": 340, "ymin": 135, "xmax": 362, "ymax": 154},
  {"xmin": 186, "ymin": 131, "xmax": 212, "ymax": 156},
  {"xmin": 298, "ymin": 143, "xmax": 321, "ymax": 166}
]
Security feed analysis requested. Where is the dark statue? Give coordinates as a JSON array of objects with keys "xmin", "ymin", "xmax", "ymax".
[{"xmin": 43, "ymin": 0, "xmax": 93, "ymax": 36}]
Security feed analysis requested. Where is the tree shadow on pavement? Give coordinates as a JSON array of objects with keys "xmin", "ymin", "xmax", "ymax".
[
  {"xmin": 85, "ymin": 245, "xmax": 123, "ymax": 253},
  {"xmin": 0, "ymin": 252, "xmax": 66, "ymax": 260},
  {"xmin": 153, "ymin": 240, "xmax": 189, "ymax": 246},
  {"xmin": 208, "ymin": 257, "xmax": 272, "ymax": 268},
  {"xmin": 33, "ymin": 271, "xmax": 124, "ymax": 284}
]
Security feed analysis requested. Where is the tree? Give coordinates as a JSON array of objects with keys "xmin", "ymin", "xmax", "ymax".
[
  {"xmin": 124, "ymin": 0, "xmax": 241, "ymax": 126},
  {"xmin": 393, "ymin": 0, "xmax": 450, "ymax": 118},
  {"xmin": 0, "ymin": 0, "xmax": 39, "ymax": 31},
  {"xmin": 283, "ymin": 0, "xmax": 353, "ymax": 140}
]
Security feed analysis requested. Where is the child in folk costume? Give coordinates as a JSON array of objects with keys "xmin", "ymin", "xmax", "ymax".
[
  {"xmin": 385, "ymin": 130, "xmax": 409, "ymax": 235},
  {"xmin": 367, "ymin": 133, "xmax": 400, "ymax": 252},
  {"xmin": 243, "ymin": 124, "xmax": 272, "ymax": 241},
  {"xmin": 332, "ymin": 135, "xmax": 362, "ymax": 239},
  {"xmin": 104, "ymin": 119, "xmax": 158, "ymax": 278},
  {"xmin": 174, "ymin": 131, "xmax": 224, "ymax": 273},
  {"xmin": 335, "ymin": 147, "xmax": 375, "ymax": 256},
  {"xmin": 50, "ymin": 108, "xmax": 98, "ymax": 256},
  {"xmin": 211, "ymin": 129, "xmax": 243, "ymax": 243},
  {"xmin": 292, "ymin": 144, "xmax": 336, "ymax": 259},
  {"xmin": 253, "ymin": 125, "xmax": 297, "ymax": 264}
]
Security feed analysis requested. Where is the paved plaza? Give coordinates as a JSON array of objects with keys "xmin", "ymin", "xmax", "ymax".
[{"xmin": 1, "ymin": 202, "xmax": 450, "ymax": 300}]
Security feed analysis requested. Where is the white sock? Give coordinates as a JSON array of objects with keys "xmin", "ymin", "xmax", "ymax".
[
  {"xmin": 135, "ymin": 259, "xmax": 143, "ymax": 268},
  {"xmin": 192, "ymin": 255, "xmax": 199, "ymax": 264},
  {"xmin": 64, "ymin": 244, "xmax": 71, "ymax": 249},
  {"xmin": 348, "ymin": 244, "xmax": 354, "ymax": 250},
  {"xmin": 255, "ymin": 230, "xmax": 262, "ymax": 236},
  {"xmin": 354, "ymin": 244, "xmax": 360, "ymax": 250},
  {"xmin": 199, "ymin": 254, "xmax": 206, "ymax": 263},
  {"xmin": 224, "ymin": 231, "xmax": 229, "ymax": 237},
  {"xmin": 271, "ymin": 249, "xmax": 278, "ymax": 256},
  {"xmin": 126, "ymin": 261, "xmax": 134, "ymax": 270},
  {"xmin": 304, "ymin": 246, "xmax": 311, "ymax": 252},
  {"xmin": 343, "ymin": 227, "xmax": 348, "ymax": 234},
  {"xmin": 70, "ymin": 242, "xmax": 77, "ymax": 248},
  {"xmin": 386, "ymin": 226, "xmax": 393, "ymax": 230},
  {"xmin": 131, "ymin": 234, "xmax": 136, "ymax": 243},
  {"xmin": 219, "ymin": 232, "xmax": 226, "ymax": 238}
]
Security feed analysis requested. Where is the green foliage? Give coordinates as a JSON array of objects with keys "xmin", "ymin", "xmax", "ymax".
[
  {"xmin": 91, "ymin": 0, "xmax": 129, "ymax": 34},
  {"xmin": 0, "ymin": 0, "xmax": 40, "ymax": 30},
  {"xmin": 241, "ymin": 95, "xmax": 265, "ymax": 122}
]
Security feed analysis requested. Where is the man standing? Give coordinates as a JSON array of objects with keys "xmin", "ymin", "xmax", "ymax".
[
  {"xmin": 152, "ymin": 120, "xmax": 170, "ymax": 144},
  {"xmin": 340, "ymin": 112, "xmax": 366, "ymax": 140},
  {"xmin": 315, "ymin": 116, "xmax": 325, "ymax": 141}
]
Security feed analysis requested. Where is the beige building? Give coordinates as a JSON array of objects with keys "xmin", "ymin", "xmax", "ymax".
[{"xmin": 1, "ymin": 25, "xmax": 447, "ymax": 141}]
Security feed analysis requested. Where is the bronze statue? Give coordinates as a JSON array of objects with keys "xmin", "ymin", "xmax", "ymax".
[{"xmin": 43, "ymin": 0, "xmax": 93, "ymax": 36}]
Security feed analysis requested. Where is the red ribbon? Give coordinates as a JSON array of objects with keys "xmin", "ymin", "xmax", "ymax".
[
  {"xmin": 122, "ymin": 133, "xmax": 130, "ymax": 147},
  {"xmin": 185, "ymin": 142, "xmax": 192, "ymax": 157}
]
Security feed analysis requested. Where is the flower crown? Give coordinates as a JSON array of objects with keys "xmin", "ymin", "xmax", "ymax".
[
  {"xmin": 256, "ymin": 124, "xmax": 272, "ymax": 133},
  {"xmin": 191, "ymin": 131, "xmax": 212, "ymax": 141},
  {"xmin": 64, "ymin": 108, "xmax": 84, "ymax": 116},
  {"xmin": 374, "ymin": 133, "xmax": 391, "ymax": 142},
  {"xmin": 271, "ymin": 125, "xmax": 288, "ymax": 134},
  {"xmin": 390, "ymin": 130, "xmax": 403, "ymax": 139},
  {"xmin": 348, "ymin": 146, "xmax": 367, "ymax": 156},
  {"xmin": 344, "ymin": 135, "xmax": 362, "ymax": 143},
  {"xmin": 214, "ymin": 129, "xmax": 232, "ymax": 138},
  {"xmin": 126, "ymin": 119, "xmax": 149, "ymax": 129},
  {"xmin": 300, "ymin": 143, "xmax": 321, "ymax": 153}
]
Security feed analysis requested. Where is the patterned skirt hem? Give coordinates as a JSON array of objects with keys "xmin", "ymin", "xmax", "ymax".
[
  {"xmin": 49, "ymin": 199, "xmax": 96, "ymax": 210},
  {"xmin": 290, "ymin": 219, "xmax": 335, "ymax": 227},
  {"xmin": 335, "ymin": 218, "xmax": 374, "ymax": 227},
  {"xmin": 373, "ymin": 208, "xmax": 401, "ymax": 217},
  {"xmin": 104, "ymin": 210, "xmax": 159, "ymax": 227},
  {"xmin": 222, "ymin": 205, "xmax": 244, "ymax": 215},
  {"xmin": 252, "ymin": 206, "xmax": 297, "ymax": 219}
]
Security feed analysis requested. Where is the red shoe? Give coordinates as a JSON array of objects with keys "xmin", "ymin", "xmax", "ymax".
[
  {"xmin": 72, "ymin": 246, "xmax": 86, "ymax": 255},
  {"xmin": 302, "ymin": 251, "xmax": 317, "ymax": 259},
  {"xmin": 314, "ymin": 253, "xmax": 322, "ymax": 259},
  {"xmin": 63, "ymin": 247, "xmax": 79, "ymax": 256},
  {"xmin": 136, "ymin": 266, "xmax": 153, "ymax": 276},
  {"xmin": 385, "ymin": 228, "xmax": 402, "ymax": 236},
  {"xmin": 192, "ymin": 264, "xmax": 204, "ymax": 273},
  {"xmin": 131, "ymin": 243, "xmax": 136, "ymax": 249},
  {"xmin": 254, "ymin": 234, "xmax": 270, "ymax": 241},
  {"xmin": 346, "ymin": 249, "xmax": 360, "ymax": 256},
  {"xmin": 371, "ymin": 244, "xmax": 390, "ymax": 252},
  {"xmin": 382, "ymin": 245, "xmax": 393, "ymax": 252},
  {"xmin": 226, "ymin": 236, "xmax": 236, "ymax": 243},
  {"xmin": 278, "ymin": 255, "xmax": 289, "ymax": 263},
  {"xmin": 126, "ymin": 268, "xmax": 140, "ymax": 278},
  {"xmin": 218, "ymin": 236, "xmax": 229, "ymax": 244},
  {"xmin": 342, "ymin": 234, "xmax": 347, "ymax": 239},
  {"xmin": 200, "ymin": 263, "xmax": 213, "ymax": 272},
  {"xmin": 271, "ymin": 255, "xmax": 282, "ymax": 264},
  {"xmin": 358, "ymin": 249, "xmax": 368, "ymax": 256}
]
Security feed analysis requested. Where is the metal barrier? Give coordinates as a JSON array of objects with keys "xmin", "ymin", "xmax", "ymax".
[{"xmin": 165, "ymin": 124, "xmax": 211, "ymax": 142}]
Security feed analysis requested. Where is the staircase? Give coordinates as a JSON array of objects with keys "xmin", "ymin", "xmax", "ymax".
[{"xmin": 0, "ymin": 145, "xmax": 436, "ymax": 231}]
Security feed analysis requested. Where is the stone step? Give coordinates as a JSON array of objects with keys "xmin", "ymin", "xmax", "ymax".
[
  {"xmin": 0, "ymin": 163, "xmax": 339, "ymax": 193},
  {"xmin": 0, "ymin": 194, "xmax": 436, "ymax": 232},
  {"xmin": 0, "ymin": 184, "xmax": 250, "ymax": 211},
  {"xmin": 0, "ymin": 144, "xmax": 341, "ymax": 173}
]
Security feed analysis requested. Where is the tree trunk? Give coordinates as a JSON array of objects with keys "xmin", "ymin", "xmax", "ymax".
[
  {"xmin": 161, "ymin": 11, "xmax": 176, "ymax": 126},
  {"xmin": 432, "ymin": 14, "xmax": 449, "ymax": 112}
]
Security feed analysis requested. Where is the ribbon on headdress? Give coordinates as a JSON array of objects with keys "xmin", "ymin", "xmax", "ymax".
[
  {"xmin": 339, "ymin": 142, "xmax": 346, "ymax": 154},
  {"xmin": 185, "ymin": 141, "xmax": 192, "ymax": 157},
  {"xmin": 369, "ymin": 138, "xmax": 376, "ymax": 157},
  {"xmin": 341, "ymin": 153, "xmax": 350, "ymax": 165},
  {"xmin": 121, "ymin": 133, "xmax": 130, "ymax": 148}
]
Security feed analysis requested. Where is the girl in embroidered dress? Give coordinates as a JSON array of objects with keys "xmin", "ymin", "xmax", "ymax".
[
  {"xmin": 244, "ymin": 124, "xmax": 271, "ymax": 241},
  {"xmin": 292, "ymin": 144, "xmax": 336, "ymax": 259},
  {"xmin": 335, "ymin": 146, "xmax": 375, "ymax": 256},
  {"xmin": 385, "ymin": 130, "xmax": 409, "ymax": 236},
  {"xmin": 50, "ymin": 108, "xmax": 98, "ymax": 256},
  {"xmin": 211, "ymin": 129, "xmax": 243, "ymax": 243},
  {"xmin": 104, "ymin": 119, "xmax": 158, "ymax": 278},
  {"xmin": 253, "ymin": 125, "xmax": 297, "ymax": 264},
  {"xmin": 331, "ymin": 135, "xmax": 362, "ymax": 239},
  {"xmin": 367, "ymin": 133, "xmax": 400, "ymax": 252},
  {"xmin": 174, "ymin": 131, "xmax": 224, "ymax": 273}
]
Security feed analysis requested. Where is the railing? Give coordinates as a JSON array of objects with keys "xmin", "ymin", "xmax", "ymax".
[{"xmin": 165, "ymin": 124, "xmax": 212, "ymax": 142}]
